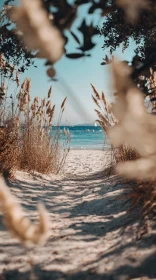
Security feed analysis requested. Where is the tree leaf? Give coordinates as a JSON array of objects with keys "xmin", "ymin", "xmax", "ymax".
[
  {"xmin": 70, "ymin": 31, "xmax": 81, "ymax": 45},
  {"xmin": 66, "ymin": 53, "xmax": 85, "ymax": 59}
]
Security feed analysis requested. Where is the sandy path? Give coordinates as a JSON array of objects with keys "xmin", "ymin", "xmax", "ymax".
[{"xmin": 0, "ymin": 150, "xmax": 156, "ymax": 280}]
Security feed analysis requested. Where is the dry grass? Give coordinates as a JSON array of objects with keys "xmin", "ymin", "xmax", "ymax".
[
  {"xmin": 92, "ymin": 82, "xmax": 156, "ymax": 221},
  {"xmin": 0, "ymin": 120, "xmax": 20, "ymax": 178},
  {"xmin": 0, "ymin": 69, "xmax": 70, "ymax": 177},
  {"xmin": 107, "ymin": 61, "xmax": 156, "ymax": 222},
  {"xmin": 118, "ymin": 179, "xmax": 156, "ymax": 223},
  {"xmin": 91, "ymin": 84, "xmax": 138, "ymax": 164},
  {"xmin": 91, "ymin": 83, "xmax": 117, "ymax": 133},
  {"xmin": 20, "ymin": 127, "xmax": 58, "ymax": 174},
  {"xmin": 18, "ymin": 81, "xmax": 70, "ymax": 174},
  {"xmin": 91, "ymin": 84, "xmax": 154, "ymax": 221},
  {"xmin": 0, "ymin": 176, "xmax": 50, "ymax": 247},
  {"xmin": 113, "ymin": 144, "xmax": 139, "ymax": 163},
  {"xmin": 0, "ymin": 60, "xmax": 52, "ymax": 270}
]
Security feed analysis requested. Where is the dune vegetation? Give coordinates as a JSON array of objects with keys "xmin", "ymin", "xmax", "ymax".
[
  {"xmin": 0, "ymin": 55, "xmax": 70, "ymax": 178},
  {"xmin": 0, "ymin": 0, "xmax": 155, "ymax": 279}
]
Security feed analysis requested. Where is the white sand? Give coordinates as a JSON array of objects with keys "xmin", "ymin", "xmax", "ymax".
[
  {"xmin": 64, "ymin": 149, "xmax": 113, "ymax": 175},
  {"xmin": 0, "ymin": 150, "xmax": 155, "ymax": 280}
]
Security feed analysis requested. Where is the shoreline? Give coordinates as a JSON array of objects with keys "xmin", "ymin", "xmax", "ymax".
[
  {"xmin": 69, "ymin": 148, "xmax": 107, "ymax": 151},
  {"xmin": 69, "ymin": 146, "xmax": 111, "ymax": 151}
]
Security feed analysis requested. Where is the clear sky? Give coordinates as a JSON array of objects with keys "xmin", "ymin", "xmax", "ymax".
[{"xmin": 1, "ymin": 1, "xmax": 136, "ymax": 125}]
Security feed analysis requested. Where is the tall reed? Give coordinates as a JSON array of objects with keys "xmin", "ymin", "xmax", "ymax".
[
  {"xmin": 0, "ymin": 67, "xmax": 70, "ymax": 177},
  {"xmin": 91, "ymin": 84, "xmax": 139, "ymax": 163}
]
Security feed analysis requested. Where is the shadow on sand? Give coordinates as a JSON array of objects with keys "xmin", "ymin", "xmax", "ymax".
[{"xmin": 0, "ymin": 170, "xmax": 156, "ymax": 280}]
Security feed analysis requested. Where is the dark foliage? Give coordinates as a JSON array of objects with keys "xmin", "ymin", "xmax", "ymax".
[
  {"xmin": 99, "ymin": 0, "xmax": 156, "ymax": 101},
  {"xmin": 1, "ymin": 0, "xmax": 155, "ymax": 97},
  {"xmin": 100, "ymin": 3, "xmax": 156, "ymax": 57},
  {"xmin": 0, "ymin": 0, "xmax": 34, "ymax": 73},
  {"xmin": 43, "ymin": 0, "xmax": 115, "ymax": 61},
  {"xmin": 43, "ymin": 0, "xmax": 156, "ymax": 93}
]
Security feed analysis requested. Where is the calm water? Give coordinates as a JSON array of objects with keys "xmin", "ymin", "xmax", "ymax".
[{"xmin": 54, "ymin": 126, "xmax": 110, "ymax": 150}]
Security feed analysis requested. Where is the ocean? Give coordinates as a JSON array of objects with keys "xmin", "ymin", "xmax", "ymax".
[{"xmin": 57, "ymin": 126, "xmax": 110, "ymax": 150}]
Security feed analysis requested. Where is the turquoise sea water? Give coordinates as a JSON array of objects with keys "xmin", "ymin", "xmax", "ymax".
[{"xmin": 57, "ymin": 126, "xmax": 109, "ymax": 150}]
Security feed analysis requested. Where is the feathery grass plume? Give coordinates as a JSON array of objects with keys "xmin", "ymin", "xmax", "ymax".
[
  {"xmin": 109, "ymin": 60, "xmax": 156, "ymax": 180},
  {"xmin": 0, "ymin": 53, "xmax": 3, "ymax": 66},
  {"xmin": 0, "ymin": 120, "xmax": 20, "ymax": 178},
  {"xmin": 92, "ymin": 95, "xmax": 100, "ymax": 108},
  {"xmin": 9, "ymin": 0, "xmax": 65, "ymax": 63},
  {"xmin": 102, "ymin": 91, "xmax": 107, "ymax": 108},
  {"xmin": 0, "ymin": 70, "xmax": 70, "ymax": 176},
  {"xmin": 46, "ymin": 100, "xmax": 51, "ymax": 107},
  {"xmin": 21, "ymin": 79, "xmax": 26, "ymax": 90},
  {"xmin": 61, "ymin": 97, "xmax": 67, "ymax": 110},
  {"xmin": 92, "ymin": 84, "xmax": 118, "ymax": 170},
  {"xmin": 16, "ymin": 71, "xmax": 20, "ymax": 87},
  {"xmin": 10, "ymin": 64, "xmax": 15, "ymax": 76},
  {"xmin": 41, "ymin": 98, "xmax": 46, "ymax": 107},
  {"xmin": 61, "ymin": 97, "xmax": 67, "ymax": 109},
  {"xmin": 25, "ymin": 78, "xmax": 31, "ymax": 102},
  {"xmin": 19, "ymin": 83, "xmax": 69, "ymax": 174},
  {"xmin": 92, "ymin": 83, "xmax": 138, "ymax": 165},
  {"xmin": 95, "ymin": 119, "xmax": 108, "ymax": 132},
  {"xmin": 34, "ymin": 97, "xmax": 39, "ymax": 104},
  {"xmin": 48, "ymin": 86, "xmax": 52, "ymax": 99},
  {"xmin": 91, "ymin": 84, "xmax": 117, "ymax": 133},
  {"xmin": 95, "ymin": 109, "xmax": 110, "ymax": 129},
  {"xmin": 0, "ymin": 83, "xmax": 6, "ymax": 101},
  {"xmin": 0, "ymin": 177, "xmax": 50, "ymax": 247},
  {"xmin": 18, "ymin": 78, "xmax": 31, "ymax": 112},
  {"xmin": 91, "ymin": 83, "xmax": 101, "ymax": 100},
  {"xmin": 50, "ymin": 105, "xmax": 55, "ymax": 119},
  {"xmin": 46, "ymin": 106, "xmax": 51, "ymax": 116},
  {"xmin": 91, "ymin": 63, "xmax": 156, "ymax": 218}
]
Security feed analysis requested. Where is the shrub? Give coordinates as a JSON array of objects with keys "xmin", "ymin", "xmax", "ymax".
[
  {"xmin": 114, "ymin": 144, "xmax": 139, "ymax": 163},
  {"xmin": 0, "ymin": 120, "xmax": 20, "ymax": 178},
  {"xmin": 0, "ymin": 74, "xmax": 70, "ymax": 177},
  {"xmin": 91, "ymin": 84, "xmax": 138, "ymax": 164}
]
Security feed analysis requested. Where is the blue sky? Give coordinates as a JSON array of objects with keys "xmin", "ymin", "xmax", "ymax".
[{"xmin": 1, "ymin": 1, "xmax": 136, "ymax": 125}]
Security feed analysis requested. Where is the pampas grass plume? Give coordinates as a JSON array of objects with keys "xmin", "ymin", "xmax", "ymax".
[{"xmin": 0, "ymin": 177, "xmax": 50, "ymax": 247}]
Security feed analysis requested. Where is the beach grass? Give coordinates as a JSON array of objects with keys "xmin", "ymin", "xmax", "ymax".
[
  {"xmin": 0, "ymin": 68, "xmax": 70, "ymax": 177},
  {"xmin": 92, "ymin": 84, "xmax": 139, "ymax": 164},
  {"xmin": 92, "ymin": 83, "xmax": 156, "ymax": 220}
]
